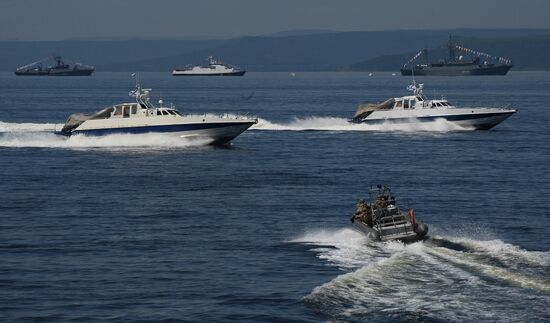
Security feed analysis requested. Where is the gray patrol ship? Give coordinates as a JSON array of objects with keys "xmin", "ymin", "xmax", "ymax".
[{"xmin": 15, "ymin": 55, "xmax": 94, "ymax": 76}]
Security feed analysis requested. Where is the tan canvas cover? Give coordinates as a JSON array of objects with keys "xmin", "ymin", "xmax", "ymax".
[
  {"xmin": 353, "ymin": 98, "xmax": 395, "ymax": 120},
  {"xmin": 61, "ymin": 107, "xmax": 114, "ymax": 133}
]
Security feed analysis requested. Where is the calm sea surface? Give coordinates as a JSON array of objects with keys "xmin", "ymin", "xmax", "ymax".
[{"xmin": 1, "ymin": 72, "xmax": 549, "ymax": 322}]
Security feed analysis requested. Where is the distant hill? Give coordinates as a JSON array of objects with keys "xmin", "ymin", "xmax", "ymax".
[
  {"xmin": 348, "ymin": 35, "xmax": 550, "ymax": 71},
  {"xmin": 264, "ymin": 29, "xmax": 339, "ymax": 37},
  {"xmin": 98, "ymin": 29, "xmax": 550, "ymax": 72},
  {"xmin": 99, "ymin": 30, "xmax": 448, "ymax": 72},
  {"xmin": 1, "ymin": 29, "xmax": 550, "ymax": 72}
]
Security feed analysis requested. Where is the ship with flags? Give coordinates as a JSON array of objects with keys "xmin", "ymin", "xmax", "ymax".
[{"xmin": 400, "ymin": 35, "xmax": 513, "ymax": 76}]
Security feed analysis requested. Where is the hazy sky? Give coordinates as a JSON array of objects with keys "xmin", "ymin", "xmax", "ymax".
[{"xmin": 1, "ymin": 0, "xmax": 548, "ymax": 40}]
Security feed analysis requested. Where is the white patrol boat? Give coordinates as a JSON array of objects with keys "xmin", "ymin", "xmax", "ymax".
[
  {"xmin": 57, "ymin": 83, "xmax": 257, "ymax": 145},
  {"xmin": 172, "ymin": 56, "xmax": 245, "ymax": 76},
  {"xmin": 351, "ymin": 83, "xmax": 516, "ymax": 130}
]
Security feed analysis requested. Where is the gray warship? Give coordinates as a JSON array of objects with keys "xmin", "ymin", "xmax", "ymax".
[
  {"xmin": 400, "ymin": 35, "xmax": 512, "ymax": 76},
  {"xmin": 351, "ymin": 185, "xmax": 428, "ymax": 243},
  {"xmin": 15, "ymin": 55, "xmax": 94, "ymax": 76}
]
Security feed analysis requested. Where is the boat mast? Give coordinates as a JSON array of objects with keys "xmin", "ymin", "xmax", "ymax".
[
  {"xmin": 448, "ymin": 34, "xmax": 455, "ymax": 62},
  {"xmin": 131, "ymin": 72, "xmax": 143, "ymax": 106}
]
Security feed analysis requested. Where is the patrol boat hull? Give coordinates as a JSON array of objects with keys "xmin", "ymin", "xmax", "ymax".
[
  {"xmin": 15, "ymin": 69, "xmax": 94, "ymax": 76},
  {"xmin": 400, "ymin": 64, "xmax": 512, "ymax": 76},
  {"xmin": 354, "ymin": 109, "xmax": 516, "ymax": 130},
  {"xmin": 61, "ymin": 121, "xmax": 256, "ymax": 145},
  {"xmin": 353, "ymin": 219, "xmax": 428, "ymax": 243},
  {"xmin": 172, "ymin": 70, "xmax": 245, "ymax": 76}
]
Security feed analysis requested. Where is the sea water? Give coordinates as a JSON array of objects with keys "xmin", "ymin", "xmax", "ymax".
[{"xmin": 0, "ymin": 72, "xmax": 548, "ymax": 321}]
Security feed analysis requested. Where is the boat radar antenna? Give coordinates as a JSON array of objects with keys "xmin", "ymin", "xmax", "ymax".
[
  {"xmin": 130, "ymin": 72, "xmax": 153, "ymax": 108},
  {"xmin": 406, "ymin": 65, "xmax": 418, "ymax": 96}
]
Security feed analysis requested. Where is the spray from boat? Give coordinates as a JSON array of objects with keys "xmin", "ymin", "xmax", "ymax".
[{"xmin": 291, "ymin": 228, "xmax": 550, "ymax": 322}]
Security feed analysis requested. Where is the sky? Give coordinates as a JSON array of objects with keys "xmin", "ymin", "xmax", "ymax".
[{"xmin": 1, "ymin": 0, "xmax": 548, "ymax": 41}]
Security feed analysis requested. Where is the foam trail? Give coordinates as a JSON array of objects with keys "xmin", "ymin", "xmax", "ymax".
[
  {"xmin": 0, "ymin": 121, "xmax": 61, "ymax": 132},
  {"xmin": 439, "ymin": 235, "xmax": 550, "ymax": 267},
  {"xmin": 295, "ymin": 227, "xmax": 550, "ymax": 322},
  {"xmin": 252, "ymin": 116, "xmax": 468, "ymax": 132},
  {"xmin": 424, "ymin": 245, "xmax": 550, "ymax": 292},
  {"xmin": 290, "ymin": 228, "xmax": 404, "ymax": 269},
  {"xmin": 0, "ymin": 132, "xmax": 212, "ymax": 149}
]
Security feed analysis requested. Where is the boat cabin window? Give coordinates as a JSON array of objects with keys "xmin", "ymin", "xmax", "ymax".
[
  {"xmin": 161, "ymin": 111, "xmax": 169, "ymax": 116},
  {"xmin": 114, "ymin": 106, "xmax": 123, "ymax": 116},
  {"xmin": 395, "ymin": 100, "xmax": 403, "ymax": 108},
  {"xmin": 167, "ymin": 110, "xmax": 176, "ymax": 115},
  {"xmin": 140, "ymin": 103, "xmax": 147, "ymax": 110},
  {"xmin": 156, "ymin": 110, "xmax": 162, "ymax": 116},
  {"xmin": 131, "ymin": 105, "xmax": 137, "ymax": 114},
  {"xmin": 403, "ymin": 100, "xmax": 410, "ymax": 109},
  {"xmin": 416, "ymin": 96, "xmax": 423, "ymax": 101},
  {"xmin": 123, "ymin": 106, "xmax": 130, "ymax": 118}
]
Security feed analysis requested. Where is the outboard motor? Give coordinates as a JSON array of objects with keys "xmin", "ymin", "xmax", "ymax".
[{"xmin": 414, "ymin": 221, "xmax": 429, "ymax": 238}]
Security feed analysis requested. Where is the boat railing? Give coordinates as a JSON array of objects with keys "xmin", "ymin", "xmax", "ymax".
[
  {"xmin": 367, "ymin": 185, "xmax": 417, "ymax": 236},
  {"xmin": 214, "ymin": 113, "xmax": 258, "ymax": 121}
]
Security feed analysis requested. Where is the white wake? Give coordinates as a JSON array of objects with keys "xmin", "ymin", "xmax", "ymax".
[
  {"xmin": 0, "ymin": 121, "xmax": 60, "ymax": 133},
  {"xmin": 0, "ymin": 122, "xmax": 213, "ymax": 149},
  {"xmin": 252, "ymin": 116, "xmax": 468, "ymax": 132},
  {"xmin": 294, "ymin": 227, "xmax": 550, "ymax": 322}
]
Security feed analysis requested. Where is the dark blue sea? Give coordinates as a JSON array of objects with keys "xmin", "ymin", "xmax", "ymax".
[{"xmin": 1, "ymin": 71, "xmax": 549, "ymax": 322}]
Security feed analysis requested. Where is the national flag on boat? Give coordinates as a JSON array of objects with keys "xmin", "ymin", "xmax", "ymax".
[
  {"xmin": 129, "ymin": 89, "xmax": 137, "ymax": 97},
  {"xmin": 406, "ymin": 84, "xmax": 416, "ymax": 92}
]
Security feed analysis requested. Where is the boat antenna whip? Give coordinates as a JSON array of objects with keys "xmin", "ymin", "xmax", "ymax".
[
  {"xmin": 131, "ymin": 72, "xmax": 140, "ymax": 89},
  {"xmin": 129, "ymin": 72, "xmax": 142, "ymax": 102}
]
